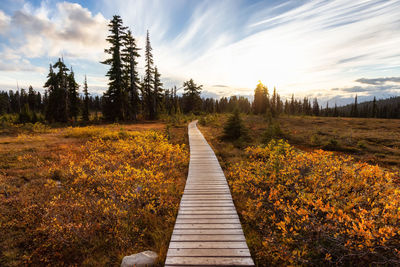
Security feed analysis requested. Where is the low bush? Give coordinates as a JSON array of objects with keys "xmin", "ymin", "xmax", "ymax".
[
  {"xmin": 1, "ymin": 130, "xmax": 189, "ymax": 266},
  {"xmin": 228, "ymin": 140, "xmax": 400, "ymax": 266}
]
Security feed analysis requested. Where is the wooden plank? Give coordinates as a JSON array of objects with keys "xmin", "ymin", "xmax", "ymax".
[
  {"xmin": 182, "ymin": 195, "xmax": 232, "ymax": 199},
  {"xmin": 170, "ymin": 234, "xmax": 246, "ymax": 242},
  {"xmin": 179, "ymin": 207, "xmax": 237, "ymax": 212},
  {"xmin": 177, "ymin": 215, "xmax": 239, "ymax": 219},
  {"xmin": 174, "ymin": 223, "xmax": 242, "ymax": 229},
  {"xmin": 180, "ymin": 204, "xmax": 235, "ymax": 208},
  {"xmin": 167, "ymin": 248, "xmax": 251, "ymax": 257},
  {"xmin": 168, "ymin": 241, "xmax": 249, "ymax": 249},
  {"xmin": 175, "ymin": 218, "xmax": 240, "ymax": 224},
  {"xmin": 173, "ymin": 229, "xmax": 243, "ymax": 235},
  {"xmin": 165, "ymin": 256, "xmax": 254, "ymax": 266}
]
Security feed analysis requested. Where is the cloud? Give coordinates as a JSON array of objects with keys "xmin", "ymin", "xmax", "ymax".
[
  {"xmin": 0, "ymin": 10, "xmax": 11, "ymax": 34},
  {"xmin": 2, "ymin": 0, "xmax": 400, "ymax": 101},
  {"xmin": 105, "ymin": 0, "xmax": 400, "ymax": 97},
  {"xmin": 328, "ymin": 84, "xmax": 400, "ymax": 96},
  {"xmin": 4, "ymin": 2, "xmax": 108, "ymax": 60},
  {"xmin": 355, "ymin": 77, "xmax": 400, "ymax": 85}
]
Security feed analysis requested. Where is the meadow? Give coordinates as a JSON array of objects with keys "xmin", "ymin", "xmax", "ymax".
[
  {"xmin": 0, "ymin": 121, "xmax": 188, "ymax": 266},
  {"xmin": 199, "ymin": 114, "xmax": 400, "ymax": 265},
  {"xmin": 199, "ymin": 114, "xmax": 400, "ymax": 169},
  {"xmin": 1, "ymin": 114, "xmax": 399, "ymax": 266}
]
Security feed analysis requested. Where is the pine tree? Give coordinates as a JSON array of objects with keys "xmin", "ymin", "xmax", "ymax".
[
  {"xmin": 252, "ymin": 81, "xmax": 269, "ymax": 114},
  {"xmin": 222, "ymin": 108, "xmax": 248, "ymax": 141},
  {"xmin": 312, "ymin": 98, "xmax": 319, "ymax": 116},
  {"xmin": 271, "ymin": 87, "xmax": 277, "ymax": 116},
  {"xmin": 82, "ymin": 75, "xmax": 90, "ymax": 121},
  {"xmin": 183, "ymin": 79, "xmax": 202, "ymax": 113},
  {"xmin": 143, "ymin": 30, "xmax": 155, "ymax": 119},
  {"xmin": 67, "ymin": 67, "xmax": 79, "ymax": 121},
  {"xmin": 372, "ymin": 96, "xmax": 377, "ymax": 118},
  {"xmin": 28, "ymin": 85, "xmax": 36, "ymax": 112},
  {"xmin": 153, "ymin": 66, "xmax": 163, "ymax": 118},
  {"xmin": 351, "ymin": 95, "xmax": 358, "ymax": 117},
  {"xmin": 101, "ymin": 15, "xmax": 127, "ymax": 121},
  {"xmin": 290, "ymin": 94, "xmax": 295, "ymax": 115},
  {"xmin": 121, "ymin": 29, "xmax": 140, "ymax": 120},
  {"xmin": 45, "ymin": 59, "xmax": 69, "ymax": 122},
  {"xmin": 333, "ymin": 103, "xmax": 338, "ymax": 117},
  {"xmin": 325, "ymin": 101, "xmax": 329, "ymax": 116}
]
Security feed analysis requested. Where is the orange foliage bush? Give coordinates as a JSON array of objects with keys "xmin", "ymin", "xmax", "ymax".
[
  {"xmin": 20, "ymin": 130, "xmax": 188, "ymax": 265},
  {"xmin": 228, "ymin": 140, "xmax": 400, "ymax": 266}
]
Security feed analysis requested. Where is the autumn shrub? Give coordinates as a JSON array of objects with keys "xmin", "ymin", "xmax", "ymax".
[
  {"xmin": 228, "ymin": 140, "xmax": 400, "ymax": 266},
  {"xmin": 22, "ymin": 130, "xmax": 188, "ymax": 265}
]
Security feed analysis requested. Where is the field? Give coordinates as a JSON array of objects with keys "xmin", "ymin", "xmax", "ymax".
[
  {"xmin": 200, "ymin": 114, "xmax": 400, "ymax": 170},
  {"xmin": 199, "ymin": 114, "xmax": 400, "ymax": 265},
  {"xmin": 1, "ymin": 114, "xmax": 399, "ymax": 266},
  {"xmin": 0, "ymin": 121, "xmax": 188, "ymax": 266}
]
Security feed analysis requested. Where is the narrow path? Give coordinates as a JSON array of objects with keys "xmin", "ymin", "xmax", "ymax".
[{"xmin": 165, "ymin": 121, "xmax": 254, "ymax": 266}]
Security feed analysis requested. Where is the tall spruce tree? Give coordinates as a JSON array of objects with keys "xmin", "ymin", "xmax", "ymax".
[
  {"xmin": 351, "ymin": 95, "xmax": 358, "ymax": 117},
  {"xmin": 121, "ymin": 29, "xmax": 140, "ymax": 120},
  {"xmin": 372, "ymin": 96, "xmax": 377, "ymax": 117},
  {"xmin": 44, "ymin": 59, "xmax": 69, "ymax": 122},
  {"xmin": 312, "ymin": 98, "xmax": 319, "ymax": 116},
  {"xmin": 253, "ymin": 81, "xmax": 268, "ymax": 114},
  {"xmin": 101, "ymin": 15, "xmax": 127, "ymax": 121},
  {"xmin": 67, "ymin": 67, "xmax": 79, "ymax": 121},
  {"xmin": 82, "ymin": 75, "xmax": 90, "ymax": 121},
  {"xmin": 153, "ymin": 66, "xmax": 163, "ymax": 118},
  {"xmin": 183, "ymin": 79, "xmax": 202, "ymax": 113},
  {"xmin": 28, "ymin": 85, "xmax": 36, "ymax": 112},
  {"xmin": 143, "ymin": 30, "xmax": 155, "ymax": 119}
]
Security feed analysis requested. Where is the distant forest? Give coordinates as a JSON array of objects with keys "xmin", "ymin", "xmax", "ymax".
[{"xmin": 0, "ymin": 14, "xmax": 399, "ymax": 122}]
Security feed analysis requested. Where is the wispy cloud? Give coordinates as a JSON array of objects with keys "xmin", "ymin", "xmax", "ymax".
[
  {"xmin": 0, "ymin": 0, "xmax": 399, "ymax": 104},
  {"xmin": 355, "ymin": 77, "xmax": 400, "ymax": 85}
]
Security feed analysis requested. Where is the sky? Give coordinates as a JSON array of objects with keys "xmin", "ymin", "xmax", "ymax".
[{"xmin": 0, "ymin": 0, "xmax": 400, "ymax": 105}]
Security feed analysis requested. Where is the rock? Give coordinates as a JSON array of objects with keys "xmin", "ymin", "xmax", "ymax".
[{"xmin": 121, "ymin": 251, "xmax": 158, "ymax": 267}]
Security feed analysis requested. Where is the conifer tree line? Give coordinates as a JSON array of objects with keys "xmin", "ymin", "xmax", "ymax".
[
  {"xmin": 0, "ymin": 66, "xmax": 101, "ymax": 123},
  {"xmin": 2, "ymin": 78, "xmax": 400, "ymax": 121},
  {"xmin": 244, "ymin": 81, "xmax": 400, "ymax": 119}
]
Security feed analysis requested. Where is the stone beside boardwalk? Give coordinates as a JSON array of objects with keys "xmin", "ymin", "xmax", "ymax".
[{"xmin": 165, "ymin": 121, "xmax": 254, "ymax": 266}]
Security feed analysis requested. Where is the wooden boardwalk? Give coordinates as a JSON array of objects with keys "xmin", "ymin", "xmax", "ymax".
[{"xmin": 165, "ymin": 121, "xmax": 254, "ymax": 266}]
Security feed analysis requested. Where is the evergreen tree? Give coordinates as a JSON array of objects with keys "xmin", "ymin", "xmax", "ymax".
[
  {"xmin": 82, "ymin": 75, "xmax": 90, "ymax": 121},
  {"xmin": 262, "ymin": 85, "xmax": 270, "ymax": 114},
  {"xmin": 252, "ymin": 81, "xmax": 269, "ymax": 114},
  {"xmin": 121, "ymin": 29, "xmax": 140, "ymax": 120},
  {"xmin": 351, "ymin": 95, "xmax": 358, "ymax": 117},
  {"xmin": 372, "ymin": 96, "xmax": 377, "ymax": 118},
  {"xmin": 67, "ymin": 67, "xmax": 79, "ymax": 121},
  {"xmin": 153, "ymin": 66, "xmax": 163, "ymax": 118},
  {"xmin": 143, "ymin": 30, "xmax": 155, "ymax": 119},
  {"xmin": 333, "ymin": 103, "xmax": 338, "ymax": 117},
  {"xmin": 325, "ymin": 101, "xmax": 329, "ymax": 116},
  {"xmin": 45, "ymin": 59, "xmax": 69, "ymax": 123},
  {"xmin": 312, "ymin": 98, "xmax": 319, "ymax": 116},
  {"xmin": 222, "ymin": 108, "xmax": 248, "ymax": 141},
  {"xmin": 183, "ymin": 79, "xmax": 202, "ymax": 113},
  {"xmin": 271, "ymin": 87, "xmax": 277, "ymax": 116},
  {"xmin": 28, "ymin": 85, "xmax": 36, "ymax": 112},
  {"xmin": 290, "ymin": 94, "xmax": 295, "ymax": 115},
  {"xmin": 19, "ymin": 103, "xmax": 32, "ymax": 123},
  {"xmin": 101, "ymin": 15, "xmax": 127, "ymax": 121}
]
